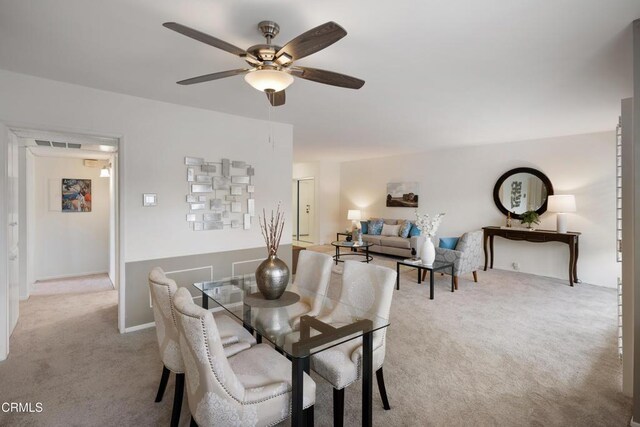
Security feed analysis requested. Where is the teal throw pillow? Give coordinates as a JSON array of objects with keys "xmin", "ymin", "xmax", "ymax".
[
  {"xmin": 439, "ymin": 237, "xmax": 459, "ymax": 249},
  {"xmin": 409, "ymin": 224, "xmax": 421, "ymax": 237},
  {"xmin": 399, "ymin": 221, "xmax": 412, "ymax": 238},
  {"xmin": 369, "ymin": 219, "xmax": 384, "ymax": 235},
  {"xmin": 360, "ymin": 221, "xmax": 369, "ymax": 234}
]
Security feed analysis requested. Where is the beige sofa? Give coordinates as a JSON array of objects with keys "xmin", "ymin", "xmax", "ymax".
[{"xmin": 361, "ymin": 218, "xmax": 425, "ymax": 258}]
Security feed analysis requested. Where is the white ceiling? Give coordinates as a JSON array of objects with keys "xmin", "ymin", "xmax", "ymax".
[{"xmin": 0, "ymin": 0, "xmax": 638, "ymax": 161}]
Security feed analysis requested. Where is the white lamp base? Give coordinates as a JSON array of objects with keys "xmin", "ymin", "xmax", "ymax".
[{"xmin": 556, "ymin": 213, "xmax": 568, "ymax": 233}]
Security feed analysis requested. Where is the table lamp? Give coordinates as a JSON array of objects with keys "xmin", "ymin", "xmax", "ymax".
[
  {"xmin": 547, "ymin": 195, "xmax": 576, "ymax": 233},
  {"xmin": 347, "ymin": 209, "xmax": 362, "ymax": 231}
]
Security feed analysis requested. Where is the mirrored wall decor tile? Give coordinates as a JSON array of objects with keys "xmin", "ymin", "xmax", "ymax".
[
  {"xmin": 203, "ymin": 221, "xmax": 224, "ymax": 230},
  {"xmin": 225, "ymin": 195, "xmax": 236, "ymax": 202},
  {"xmin": 247, "ymin": 167, "xmax": 255, "ymax": 176},
  {"xmin": 244, "ymin": 214, "xmax": 251, "ymax": 229},
  {"xmin": 222, "ymin": 159, "xmax": 230, "ymax": 177},
  {"xmin": 196, "ymin": 175, "xmax": 212, "ymax": 183},
  {"xmin": 201, "ymin": 164, "xmax": 217, "ymax": 173},
  {"xmin": 185, "ymin": 156, "xmax": 204, "ymax": 165},
  {"xmin": 210, "ymin": 199, "xmax": 223, "ymax": 210},
  {"xmin": 193, "ymin": 222, "xmax": 204, "ymax": 231},
  {"xmin": 231, "ymin": 185, "xmax": 243, "ymax": 196},
  {"xmin": 231, "ymin": 176, "xmax": 250, "ymax": 184},
  {"xmin": 186, "ymin": 214, "xmax": 196, "ymax": 222},
  {"xmin": 231, "ymin": 202, "xmax": 241, "ymax": 213},
  {"xmin": 191, "ymin": 184, "xmax": 213, "ymax": 193},
  {"xmin": 187, "ymin": 167, "xmax": 195, "ymax": 182},
  {"xmin": 214, "ymin": 176, "xmax": 231, "ymax": 190},
  {"xmin": 222, "ymin": 210, "xmax": 230, "ymax": 218},
  {"xmin": 190, "ymin": 203, "xmax": 206, "ymax": 210},
  {"xmin": 186, "ymin": 195, "xmax": 198, "ymax": 202},
  {"xmin": 198, "ymin": 195, "xmax": 206, "ymax": 202},
  {"xmin": 203, "ymin": 212, "xmax": 222, "ymax": 222},
  {"xmin": 248, "ymin": 199, "xmax": 255, "ymax": 216},
  {"xmin": 231, "ymin": 220, "xmax": 240, "ymax": 228},
  {"xmin": 232, "ymin": 160, "xmax": 246, "ymax": 168},
  {"xmin": 247, "ymin": 185, "xmax": 255, "ymax": 193}
]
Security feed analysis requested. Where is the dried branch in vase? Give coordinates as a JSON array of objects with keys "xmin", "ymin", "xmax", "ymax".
[{"xmin": 259, "ymin": 203, "xmax": 285, "ymax": 256}]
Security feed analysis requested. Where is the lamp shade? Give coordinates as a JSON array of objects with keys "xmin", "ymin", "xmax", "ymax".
[
  {"xmin": 347, "ymin": 209, "xmax": 362, "ymax": 221},
  {"xmin": 244, "ymin": 69, "xmax": 294, "ymax": 92},
  {"xmin": 547, "ymin": 195, "xmax": 576, "ymax": 213},
  {"xmin": 99, "ymin": 166, "xmax": 110, "ymax": 178}
]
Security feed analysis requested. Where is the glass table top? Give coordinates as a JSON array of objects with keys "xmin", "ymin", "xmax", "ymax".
[
  {"xmin": 193, "ymin": 274, "xmax": 389, "ymax": 359},
  {"xmin": 397, "ymin": 259, "xmax": 454, "ymax": 270},
  {"xmin": 331, "ymin": 240, "xmax": 373, "ymax": 248}
]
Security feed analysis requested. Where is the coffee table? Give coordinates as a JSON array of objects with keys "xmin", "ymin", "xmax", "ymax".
[
  {"xmin": 396, "ymin": 259, "xmax": 455, "ymax": 300},
  {"xmin": 331, "ymin": 240, "xmax": 373, "ymax": 265}
]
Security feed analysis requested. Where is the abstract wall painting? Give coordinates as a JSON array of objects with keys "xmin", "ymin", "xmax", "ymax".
[{"xmin": 62, "ymin": 179, "xmax": 92, "ymax": 212}]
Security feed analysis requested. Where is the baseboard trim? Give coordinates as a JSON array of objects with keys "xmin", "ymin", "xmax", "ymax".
[{"xmin": 123, "ymin": 321, "xmax": 155, "ymax": 333}]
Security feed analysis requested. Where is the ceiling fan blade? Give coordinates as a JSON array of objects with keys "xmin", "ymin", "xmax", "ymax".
[
  {"xmin": 266, "ymin": 90, "xmax": 286, "ymax": 107},
  {"xmin": 163, "ymin": 22, "xmax": 247, "ymax": 56},
  {"xmin": 276, "ymin": 22, "xmax": 347, "ymax": 61},
  {"xmin": 292, "ymin": 67, "xmax": 365, "ymax": 89},
  {"xmin": 177, "ymin": 69, "xmax": 250, "ymax": 85}
]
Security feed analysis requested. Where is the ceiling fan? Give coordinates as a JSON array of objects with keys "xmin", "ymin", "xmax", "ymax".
[{"xmin": 163, "ymin": 20, "xmax": 365, "ymax": 106}]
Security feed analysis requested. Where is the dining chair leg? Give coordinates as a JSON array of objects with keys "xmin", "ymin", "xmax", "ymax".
[
  {"xmin": 190, "ymin": 416, "xmax": 198, "ymax": 427},
  {"xmin": 376, "ymin": 367, "xmax": 391, "ymax": 410},
  {"xmin": 154, "ymin": 365, "xmax": 170, "ymax": 402},
  {"xmin": 472, "ymin": 271, "xmax": 478, "ymax": 282},
  {"xmin": 171, "ymin": 373, "xmax": 185, "ymax": 427},
  {"xmin": 333, "ymin": 388, "xmax": 345, "ymax": 427},
  {"xmin": 304, "ymin": 405, "xmax": 315, "ymax": 427}
]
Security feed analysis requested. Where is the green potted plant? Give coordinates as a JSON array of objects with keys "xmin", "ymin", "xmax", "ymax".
[{"xmin": 520, "ymin": 210, "xmax": 540, "ymax": 229}]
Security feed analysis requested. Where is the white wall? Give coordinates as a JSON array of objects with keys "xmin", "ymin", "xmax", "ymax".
[
  {"xmin": 293, "ymin": 161, "xmax": 341, "ymax": 244},
  {"xmin": 32, "ymin": 156, "xmax": 110, "ymax": 280},
  {"xmin": 0, "ymin": 69, "xmax": 293, "ymax": 262},
  {"xmin": 340, "ymin": 132, "xmax": 618, "ymax": 288}
]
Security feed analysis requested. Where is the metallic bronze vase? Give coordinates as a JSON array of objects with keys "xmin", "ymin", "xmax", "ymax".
[{"xmin": 255, "ymin": 254, "xmax": 290, "ymax": 300}]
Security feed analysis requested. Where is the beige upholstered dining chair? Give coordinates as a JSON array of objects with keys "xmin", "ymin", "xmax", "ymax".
[
  {"xmin": 148, "ymin": 267, "xmax": 256, "ymax": 426},
  {"xmin": 310, "ymin": 260, "xmax": 396, "ymax": 426},
  {"xmin": 287, "ymin": 250, "xmax": 333, "ymax": 329},
  {"xmin": 172, "ymin": 287, "xmax": 316, "ymax": 427}
]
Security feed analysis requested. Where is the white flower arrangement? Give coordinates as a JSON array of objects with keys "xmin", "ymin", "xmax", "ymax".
[{"xmin": 414, "ymin": 211, "xmax": 445, "ymax": 237}]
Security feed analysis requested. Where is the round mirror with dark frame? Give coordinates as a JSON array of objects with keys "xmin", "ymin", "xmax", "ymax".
[{"xmin": 492, "ymin": 167, "xmax": 554, "ymax": 220}]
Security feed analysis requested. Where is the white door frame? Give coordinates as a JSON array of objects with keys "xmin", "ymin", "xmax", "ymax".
[{"xmin": 0, "ymin": 121, "xmax": 125, "ymax": 361}]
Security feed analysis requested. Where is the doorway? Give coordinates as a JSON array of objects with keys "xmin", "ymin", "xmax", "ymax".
[
  {"xmin": 1, "ymin": 126, "xmax": 120, "ymax": 361},
  {"xmin": 292, "ymin": 178, "xmax": 315, "ymax": 244}
]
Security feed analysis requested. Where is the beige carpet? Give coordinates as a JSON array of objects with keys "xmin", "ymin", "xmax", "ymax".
[
  {"xmin": 0, "ymin": 251, "xmax": 631, "ymax": 426},
  {"xmin": 31, "ymin": 273, "xmax": 114, "ymax": 296}
]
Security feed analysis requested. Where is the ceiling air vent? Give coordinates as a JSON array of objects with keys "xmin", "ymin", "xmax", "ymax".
[
  {"xmin": 35, "ymin": 140, "xmax": 51, "ymax": 147},
  {"xmin": 51, "ymin": 141, "xmax": 66, "ymax": 148},
  {"xmin": 67, "ymin": 143, "xmax": 82, "ymax": 149}
]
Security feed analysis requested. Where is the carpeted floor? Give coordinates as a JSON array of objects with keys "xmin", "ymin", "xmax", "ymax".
[
  {"xmin": 31, "ymin": 273, "xmax": 114, "ymax": 296},
  {"xmin": 0, "ymin": 250, "xmax": 631, "ymax": 426}
]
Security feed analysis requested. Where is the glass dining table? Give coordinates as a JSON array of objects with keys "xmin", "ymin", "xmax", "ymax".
[{"xmin": 193, "ymin": 274, "xmax": 390, "ymax": 427}]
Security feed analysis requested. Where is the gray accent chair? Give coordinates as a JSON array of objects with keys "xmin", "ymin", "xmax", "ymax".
[{"xmin": 425, "ymin": 230, "xmax": 483, "ymax": 289}]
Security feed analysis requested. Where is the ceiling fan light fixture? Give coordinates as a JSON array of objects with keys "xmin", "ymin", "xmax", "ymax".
[
  {"xmin": 276, "ymin": 53, "xmax": 293, "ymax": 65},
  {"xmin": 244, "ymin": 69, "xmax": 294, "ymax": 92}
]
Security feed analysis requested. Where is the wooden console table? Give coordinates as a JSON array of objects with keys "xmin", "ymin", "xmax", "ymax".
[{"xmin": 482, "ymin": 226, "xmax": 581, "ymax": 286}]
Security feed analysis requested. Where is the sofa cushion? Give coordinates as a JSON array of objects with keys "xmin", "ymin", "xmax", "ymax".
[
  {"xmin": 409, "ymin": 224, "xmax": 421, "ymax": 237},
  {"xmin": 398, "ymin": 221, "xmax": 412, "ymax": 238},
  {"xmin": 383, "ymin": 219, "xmax": 398, "ymax": 225},
  {"xmin": 379, "ymin": 236, "xmax": 411, "ymax": 249},
  {"xmin": 381, "ymin": 224, "xmax": 400, "ymax": 236},
  {"xmin": 439, "ymin": 237, "xmax": 459, "ymax": 249},
  {"xmin": 369, "ymin": 218, "xmax": 384, "ymax": 235},
  {"xmin": 362, "ymin": 235, "xmax": 382, "ymax": 245},
  {"xmin": 360, "ymin": 221, "xmax": 369, "ymax": 234}
]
